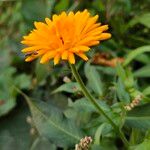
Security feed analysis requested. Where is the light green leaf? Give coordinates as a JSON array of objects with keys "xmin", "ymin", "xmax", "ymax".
[
  {"xmin": 139, "ymin": 13, "xmax": 150, "ymax": 28},
  {"xmin": 52, "ymin": 82, "xmax": 80, "ymax": 94},
  {"xmin": 115, "ymin": 78, "xmax": 130, "ymax": 103},
  {"xmin": 130, "ymin": 139, "xmax": 150, "ymax": 150},
  {"xmin": 135, "ymin": 53, "xmax": 150, "ymax": 64},
  {"xmin": 94, "ymin": 123, "xmax": 107, "ymax": 145},
  {"xmin": 143, "ymin": 86, "xmax": 150, "ymax": 96},
  {"xmin": 123, "ymin": 45, "xmax": 150, "ymax": 66},
  {"xmin": 116, "ymin": 64, "xmax": 126, "ymax": 82},
  {"xmin": 134, "ymin": 65, "xmax": 150, "ymax": 78},
  {"xmin": 128, "ymin": 13, "xmax": 150, "ymax": 28},
  {"xmin": 84, "ymin": 63, "xmax": 103, "ymax": 96}
]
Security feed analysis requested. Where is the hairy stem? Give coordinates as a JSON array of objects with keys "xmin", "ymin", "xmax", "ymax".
[{"xmin": 69, "ymin": 64, "xmax": 129, "ymax": 147}]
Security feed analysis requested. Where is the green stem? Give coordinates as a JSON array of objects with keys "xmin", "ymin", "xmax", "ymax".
[{"xmin": 70, "ymin": 64, "xmax": 129, "ymax": 147}]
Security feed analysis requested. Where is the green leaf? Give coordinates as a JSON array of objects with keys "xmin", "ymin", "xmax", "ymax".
[
  {"xmin": 35, "ymin": 61, "xmax": 50, "ymax": 85},
  {"xmin": 64, "ymin": 98, "xmax": 112, "ymax": 128},
  {"xmin": 21, "ymin": 0, "xmax": 47, "ymax": 22},
  {"xmin": 0, "ymin": 67, "xmax": 31, "ymax": 116},
  {"xmin": 15, "ymin": 74, "xmax": 31, "ymax": 89},
  {"xmin": 52, "ymin": 82, "xmax": 80, "ymax": 94},
  {"xmin": 130, "ymin": 139, "xmax": 150, "ymax": 150},
  {"xmin": 125, "ymin": 104, "xmax": 150, "ymax": 130},
  {"xmin": 64, "ymin": 98, "xmax": 97, "ymax": 126},
  {"xmin": 30, "ymin": 137, "xmax": 56, "ymax": 150},
  {"xmin": 135, "ymin": 53, "xmax": 150, "ymax": 64},
  {"xmin": 96, "ymin": 66, "xmax": 116, "ymax": 75},
  {"xmin": 123, "ymin": 45, "xmax": 150, "ymax": 66},
  {"xmin": 54, "ymin": 0, "xmax": 69, "ymax": 13},
  {"xmin": 139, "ymin": 13, "xmax": 150, "ymax": 28},
  {"xmin": 128, "ymin": 13, "xmax": 150, "ymax": 28},
  {"xmin": 116, "ymin": 64, "xmax": 126, "ymax": 81},
  {"xmin": 0, "ymin": 68, "xmax": 16, "ymax": 116},
  {"xmin": 92, "ymin": 0, "xmax": 105, "ymax": 11},
  {"xmin": 0, "ymin": 106, "xmax": 31, "ymax": 150},
  {"xmin": 24, "ymin": 96, "xmax": 83, "ymax": 147},
  {"xmin": 84, "ymin": 63, "xmax": 103, "ymax": 96},
  {"xmin": 134, "ymin": 65, "xmax": 150, "ymax": 78},
  {"xmin": 115, "ymin": 78, "xmax": 130, "ymax": 103},
  {"xmin": 94, "ymin": 123, "xmax": 107, "ymax": 145},
  {"xmin": 143, "ymin": 86, "xmax": 150, "ymax": 96},
  {"xmin": 68, "ymin": 98, "xmax": 110, "ymax": 113},
  {"xmin": 46, "ymin": 0, "xmax": 56, "ymax": 17},
  {"xmin": 67, "ymin": 98, "xmax": 95, "ymax": 112},
  {"xmin": 65, "ymin": 98, "xmax": 119, "ymax": 128},
  {"xmin": 91, "ymin": 138, "xmax": 117, "ymax": 150}
]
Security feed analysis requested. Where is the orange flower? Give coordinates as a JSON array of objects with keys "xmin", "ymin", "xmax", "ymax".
[{"xmin": 21, "ymin": 10, "xmax": 111, "ymax": 65}]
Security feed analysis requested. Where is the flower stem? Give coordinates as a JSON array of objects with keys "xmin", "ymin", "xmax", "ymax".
[{"xmin": 69, "ymin": 64, "xmax": 129, "ymax": 147}]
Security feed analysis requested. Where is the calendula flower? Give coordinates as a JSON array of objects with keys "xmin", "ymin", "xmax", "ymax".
[{"xmin": 21, "ymin": 10, "xmax": 111, "ymax": 65}]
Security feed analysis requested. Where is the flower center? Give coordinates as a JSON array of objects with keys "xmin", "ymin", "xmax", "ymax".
[{"xmin": 60, "ymin": 36, "xmax": 64, "ymax": 45}]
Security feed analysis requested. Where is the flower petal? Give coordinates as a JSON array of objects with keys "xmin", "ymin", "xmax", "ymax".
[
  {"xmin": 76, "ymin": 53, "xmax": 88, "ymax": 61},
  {"xmin": 69, "ymin": 53, "xmax": 75, "ymax": 64},
  {"xmin": 62, "ymin": 51, "xmax": 68, "ymax": 60},
  {"xmin": 54, "ymin": 54, "xmax": 61, "ymax": 65},
  {"xmin": 40, "ymin": 51, "xmax": 56, "ymax": 64}
]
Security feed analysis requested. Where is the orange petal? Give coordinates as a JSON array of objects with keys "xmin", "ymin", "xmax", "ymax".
[
  {"xmin": 69, "ymin": 53, "xmax": 75, "ymax": 64},
  {"xmin": 40, "ymin": 51, "xmax": 56, "ymax": 64},
  {"xmin": 25, "ymin": 56, "xmax": 36, "ymax": 62},
  {"xmin": 22, "ymin": 46, "xmax": 42, "ymax": 52},
  {"xmin": 54, "ymin": 54, "xmax": 61, "ymax": 65},
  {"xmin": 72, "ymin": 46, "xmax": 90, "ymax": 52},
  {"xmin": 45, "ymin": 18, "xmax": 52, "ymax": 26},
  {"xmin": 98, "ymin": 33, "xmax": 111, "ymax": 40},
  {"xmin": 62, "ymin": 51, "xmax": 68, "ymax": 60},
  {"xmin": 76, "ymin": 53, "xmax": 88, "ymax": 61}
]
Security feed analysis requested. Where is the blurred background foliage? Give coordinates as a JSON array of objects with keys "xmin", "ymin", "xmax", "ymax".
[{"xmin": 0, "ymin": 0, "xmax": 150, "ymax": 150}]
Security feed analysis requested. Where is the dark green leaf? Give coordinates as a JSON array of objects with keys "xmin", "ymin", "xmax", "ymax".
[
  {"xmin": 30, "ymin": 137, "xmax": 56, "ymax": 150},
  {"xmin": 126, "ymin": 104, "xmax": 150, "ymax": 130},
  {"xmin": 25, "ymin": 96, "xmax": 83, "ymax": 147},
  {"xmin": 0, "ymin": 106, "xmax": 31, "ymax": 150},
  {"xmin": 0, "ymin": 67, "xmax": 31, "ymax": 116},
  {"xmin": 21, "ymin": 0, "xmax": 47, "ymax": 22},
  {"xmin": 15, "ymin": 74, "xmax": 31, "ymax": 89},
  {"xmin": 54, "ymin": 0, "xmax": 69, "ymax": 13},
  {"xmin": 35, "ymin": 61, "xmax": 50, "ymax": 85}
]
